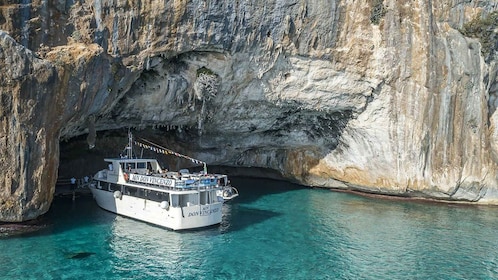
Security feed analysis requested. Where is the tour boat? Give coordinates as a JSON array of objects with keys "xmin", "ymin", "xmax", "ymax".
[{"xmin": 89, "ymin": 132, "xmax": 232, "ymax": 230}]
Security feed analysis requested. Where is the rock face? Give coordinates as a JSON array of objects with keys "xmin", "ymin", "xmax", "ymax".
[{"xmin": 1, "ymin": 0, "xmax": 498, "ymax": 221}]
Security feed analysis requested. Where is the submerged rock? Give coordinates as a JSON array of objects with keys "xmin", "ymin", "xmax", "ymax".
[
  {"xmin": 64, "ymin": 252, "xmax": 96, "ymax": 260},
  {"xmin": 0, "ymin": 222, "xmax": 47, "ymax": 238}
]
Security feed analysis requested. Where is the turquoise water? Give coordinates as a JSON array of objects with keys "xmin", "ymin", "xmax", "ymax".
[{"xmin": 2, "ymin": 177, "xmax": 498, "ymax": 279}]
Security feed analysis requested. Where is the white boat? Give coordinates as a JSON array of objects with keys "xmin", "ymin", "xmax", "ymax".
[{"xmin": 89, "ymin": 132, "xmax": 231, "ymax": 230}]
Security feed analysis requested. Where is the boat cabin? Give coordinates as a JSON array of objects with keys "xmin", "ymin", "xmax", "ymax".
[{"xmin": 117, "ymin": 158, "xmax": 163, "ymax": 174}]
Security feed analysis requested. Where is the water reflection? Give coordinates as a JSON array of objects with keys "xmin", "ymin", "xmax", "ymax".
[
  {"xmin": 314, "ymin": 193, "xmax": 498, "ymax": 279},
  {"xmin": 109, "ymin": 217, "xmax": 182, "ymax": 275}
]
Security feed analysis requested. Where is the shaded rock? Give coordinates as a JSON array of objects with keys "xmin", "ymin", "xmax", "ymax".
[{"xmin": 0, "ymin": 221, "xmax": 47, "ymax": 237}]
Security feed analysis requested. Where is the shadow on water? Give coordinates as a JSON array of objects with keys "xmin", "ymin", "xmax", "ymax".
[
  {"xmin": 214, "ymin": 176, "xmax": 304, "ymax": 234},
  {"xmin": 228, "ymin": 176, "xmax": 305, "ymax": 204},
  {"xmin": 219, "ymin": 205, "xmax": 280, "ymax": 234},
  {"xmin": 173, "ymin": 204, "xmax": 281, "ymax": 236}
]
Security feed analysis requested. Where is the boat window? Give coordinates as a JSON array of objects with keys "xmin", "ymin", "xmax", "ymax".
[
  {"xmin": 200, "ymin": 191, "xmax": 208, "ymax": 205},
  {"xmin": 171, "ymin": 194, "xmax": 179, "ymax": 207},
  {"xmin": 176, "ymin": 194, "xmax": 198, "ymax": 207},
  {"xmin": 137, "ymin": 162, "xmax": 146, "ymax": 169},
  {"xmin": 179, "ymin": 194, "xmax": 187, "ymax": 207},
  {"xmin": 109, "ymin": 183, "xmax": 120, "ymax": 192},
  {"xmin": 136, "ymin": 188, "xmax": 144, "ymax": 198},
  {"xmin": 218, "ymin": 177, "xmax": 226, "ymax": 186},
  {"xmin": 146, "ymin": 191, "xmax": 169, "ymax": 202},
  {"xmin": 121, "ymin": 162, "xmax": 136, "ymax": 172},
  {"xmin": 210, "ymin": 190, "xmax": 217, "ymax": 203},
  {"xmin": 123, "ymin": 186, "xmax": 139, "ymax": 196}
]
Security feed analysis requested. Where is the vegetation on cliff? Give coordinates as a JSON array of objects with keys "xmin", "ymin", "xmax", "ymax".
[
  {"xmin": 460, "ymin": 11, "xmax": 498, "ymax": 61},
  {"xmin": 370, "ymin": 0, "xmax": 386, "ymax": 25}
]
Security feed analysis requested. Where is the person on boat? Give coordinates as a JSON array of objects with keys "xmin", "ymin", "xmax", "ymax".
[{"xmin": 70, "ymin": 177, "xmax": 76, "ymax": 191}]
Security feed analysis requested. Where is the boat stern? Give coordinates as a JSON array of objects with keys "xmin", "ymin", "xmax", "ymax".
[{"xmin": 168, "ymin": 202, "xmax": 223, "ymax": 230}]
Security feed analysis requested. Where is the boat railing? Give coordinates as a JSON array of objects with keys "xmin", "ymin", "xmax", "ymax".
[
  {"xmin": 97, "ymin": 170, "xmax": 108, "ymax": 179},
  {"xmin": 228, "ymin": 185, "xmax": 239, "ymax": 195},
  {"xmin": 98, "ymin": 167, "xmax": 223, "ymax": 192},
  {"xmin": 124, "ymin": 175, "xmax": 221, "ymax": 192},
  {"xmin": 176, "ymin": 177, "xmax": 218, "ymax": 190}
]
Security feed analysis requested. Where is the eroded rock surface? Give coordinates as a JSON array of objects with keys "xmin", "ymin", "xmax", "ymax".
[{"xmin": 1, "ymin": 0, "xmax": 498, "ymax": 221}]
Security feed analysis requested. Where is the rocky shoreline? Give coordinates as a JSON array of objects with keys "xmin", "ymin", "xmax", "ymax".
[{"xmin": 0, "ymin": 220, "xmax": 48, "ymax": 238}]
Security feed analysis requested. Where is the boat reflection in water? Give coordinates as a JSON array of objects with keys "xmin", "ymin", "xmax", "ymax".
[{"xmin": 108, "ymin": 215, "xmax": 223, "ymax": 278}]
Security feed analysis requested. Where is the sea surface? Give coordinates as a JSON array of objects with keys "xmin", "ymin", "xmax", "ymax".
[{"xmin": 2, "ymin": 177, "xmax": 498, "ymax": 280}]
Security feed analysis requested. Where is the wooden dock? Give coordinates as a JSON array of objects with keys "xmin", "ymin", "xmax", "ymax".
[{"xmin": 55, "ymin": 177, "xmax": 92, "ymax": 200}]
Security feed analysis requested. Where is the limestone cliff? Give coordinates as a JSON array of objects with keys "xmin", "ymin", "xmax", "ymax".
[{"xmin": 1, "ymin": 0, "xmax": 498, "ymax": 221}]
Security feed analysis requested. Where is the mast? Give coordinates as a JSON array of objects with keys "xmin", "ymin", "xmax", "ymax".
[{"xmin": 127, "ymin": 130, "xmax": 133, "ymax": 159}]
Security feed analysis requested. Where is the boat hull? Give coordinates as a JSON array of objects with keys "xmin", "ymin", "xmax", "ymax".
[{"xmin": 89, "ymin": 186, "xmax": 223, "ymax": 230}]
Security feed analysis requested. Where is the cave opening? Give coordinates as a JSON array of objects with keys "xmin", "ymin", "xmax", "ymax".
[
  {"xmin": 56, "ymin": 126, "xmax": 288, "ymax": 186},
  {"xmin": 58, "ymin": 127, "xmax": 188, "ymax": 181}
]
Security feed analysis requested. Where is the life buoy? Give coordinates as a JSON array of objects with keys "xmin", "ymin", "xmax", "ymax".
[
  {"xmin": 123, "ymin": 173, "xmax": 129, "ymax": 182},
  {"xmin": 160, "ymin": 201, "xmax": 170, "ymax": 211},
  {"xmin": 223, "ymin": 190, "xmax": 230, "ymax": 197}
]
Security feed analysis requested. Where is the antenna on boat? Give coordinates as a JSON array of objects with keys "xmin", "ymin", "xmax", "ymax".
[{"xmin": 127, "ymin": 129, "xmax": 133, "ymax": 159}]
